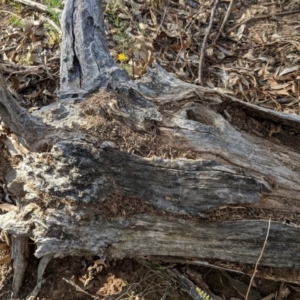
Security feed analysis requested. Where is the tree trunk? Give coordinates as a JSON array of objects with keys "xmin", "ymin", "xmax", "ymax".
[{"xmin": 1, "ymin": 0, "xmax": 300, "ymax": 294}]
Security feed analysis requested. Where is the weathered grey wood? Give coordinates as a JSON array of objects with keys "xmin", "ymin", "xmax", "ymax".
[
  {"xmin": 11, "ymin": 236, "xmax": 28, "ymax": 297},
  {"xmin": 15, "ymin": 141, "xmax": 270, "ymax": 213},
  {"xmin": 59, "ymin": 0, "xmax": 129, "ymax": 98},
  {"xmin": 1, "ymin": 209, "xmax": 300, "ymax": 270},
  {"xmin": 135, "ymin": 64, "xmax": 300, "ymax": 130},
  {"xmin": 37, "ymin": 217, "xmax": 300, "ymax": 269},
  {"xmin": 1, "ymin": 0, "xmax": 300, "ymax": 290},
  {"xmin": 0, "ymin": 77, "xmax": 46, "ymax": 149},
  {"xmin": 26, "ymin": 253, "xmax": 53, "ymax": 299},
  {"xmin": 21, "ymin": 77, "xmax": 300, "ymax": 212}
]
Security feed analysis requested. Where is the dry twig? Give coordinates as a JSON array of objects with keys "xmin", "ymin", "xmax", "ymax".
[
  {"xmin": 0, "ymin": 10, "xmax": 24, "ymax": 19},
  {"xmin": 26, "ymin": 253, "xmax": 53, "ymax": 300},
  {"xmin": 245, "ymin": 218, "xmax": 271, "ymax": 300},
  {"xmin": 197, "ymin": 0, "xmax": 219, "ymax": 85},
  {"xmin": 213, "ymin": 0, "xmax": 235, "ymax": 42},
  {"xmin": 40, "ymin": 15, "xmax": 61, "ymax": 34},
  {"xmin": 154, "ymin": 0, "xmax": 169, "ymax": 39},
  {"xmin": 63, "ymin": 278, "xmax": 100, "ymax": 300},
  {"xmin": 228, "ymin": 9, "xmax": 300, "ymax": 32},
  {"xmin": 13, "ymin": 0, "xmax": 62, "ymax": 13}
]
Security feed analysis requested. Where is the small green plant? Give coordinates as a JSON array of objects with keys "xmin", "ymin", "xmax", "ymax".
[
  {"xmin": 44, "ymin": 23, "xmax": 60, "ymax": 45},
  {"xmin": 48, "ymin": 9, "xmax": 60, "ymax": 25},
  {"xmin": 8, "ymin": 15, "xmax": 24, "ymax": 27},
  {"xmin": 196, "ymin": 287, "xmax": 213, "ymax": 300},
  {"xmin": 148, "ymin": 0, "xmax": 165, "ymax": 9},
  {"xmin": 106, "ymin": 0, "xmax": 132, "ymax": 69},
  {"xmin": 43, "ymin": 0, "xmax": 62, "ymax": 25},
  {"xmin": 106, "ymin": 0, "xmax": 122, "ymax": 16},
  {"xmin": 117, "ymin": 52, "xmax": 130, "ymax": 71},
  {"xmin": 10, "ymin": 1, "xmax": 23, "ymax": 13},
  {"xmin": 44, "ymin": 0, "xmax": 63, "ymax": 9},
  {"xmin": 15, "ymin": 49, "xmax": 33, "ymax": 65}
]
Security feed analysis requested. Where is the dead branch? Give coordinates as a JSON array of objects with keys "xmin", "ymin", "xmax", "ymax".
[
  {"xmin": 13, "ymin": 0, "xmax": 61, "ymax": 13},
  {"xmin": 213, "ymin": 0, "xmax": 235, "ymax": 42},
  {"xmin": 228, "ymin": 9, "xmax": 300, "ymax": 33},
  {"xmin": 1, "ymin": 1, "xmax": 300, "ymax": 293},
  {"xmin": 197, "ymin": 0, "xmax": 219, "ymax": 84},
  {"xmin": 0, "ymin": 75, "xmax": 46, "ymax": 148},
  {"xmin": 245, "ymin": 218, "xmax": 271, "ymax": 300},
  {"xmin": 11, "ymin": 236, "xmax": 28, "ymax": 298}
]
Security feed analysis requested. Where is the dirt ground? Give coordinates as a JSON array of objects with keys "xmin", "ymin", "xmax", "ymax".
[
  {"xmin": 1, "ymin": 0, "xmax": 300, "ymax": 299},
  {"xmin": 1, "ymin": 252, "xmax": 300, "ymax": 300}
]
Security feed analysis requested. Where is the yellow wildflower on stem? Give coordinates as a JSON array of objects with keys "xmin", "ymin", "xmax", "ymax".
[{"xmin": 118, "ymin": 53, "xmax": 128, "ymax": 62}]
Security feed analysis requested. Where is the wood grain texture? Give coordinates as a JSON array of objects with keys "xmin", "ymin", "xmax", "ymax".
[
  {"xmin": 11, "ymin": 236, "xmax": 28, "ymax": 298},
  {"xmin": 0, "ymin": 76, "xmax": 46, "ymax": 149},
  {"xmin": 59, "ymin": 0, "xmax": 129, "ymax": 98},
  {"xmin": 0, "ymin": 0, "xmax": 300, "ymax": 287},
  {"xmin": 1, "ymin": 209, "xmax": 299, "ymax": 269}
]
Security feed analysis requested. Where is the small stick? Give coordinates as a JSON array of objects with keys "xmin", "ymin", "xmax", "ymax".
[
  {"xmin": 174, "ymin": 15, "xmax": 183, "ymax": 67},
  {"xmin": 228, "ymin": 9, "xmax": 300, "ymax": 32},
  {"xmin": 0, "ymin": 10, "xmax": 24, "ymax": 19},
  {"xmin": 0, "ymin": 11, "xmax": 61, "ymax": 34},
  {"xmin": 245, "ymin": 218, "xmax": 271, "ymax": 300},
  {"xmin": 154, "ymin": 0, "xmax": 169, "ymax": 40},
  {"xmin": 197, "ymin": 0, "xmax": 219, "ymax": 85},
  {"xmin": 40, "ymin": 15, "xmax": 62, "ymax": 34},
  {"xmin": 63, "ymin": 278, "xmax": 100, "ymax": 300},
  {"xmin": 213, "ymin": 0, "xmax": 235, "ymax": 43},
  {"xmin": 13, "ymin": 0, "xmax": 61, "ymax": 13}
]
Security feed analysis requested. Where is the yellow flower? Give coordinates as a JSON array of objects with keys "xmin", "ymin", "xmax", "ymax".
[{"xmin": 118, "ymin": 53, "xmax": 128, "ymax": 62}]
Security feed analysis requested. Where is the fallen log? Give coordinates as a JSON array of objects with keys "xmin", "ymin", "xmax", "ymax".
[{"xmin": 1, "ymin": 0, "xmax": 300, "ymax": 296}]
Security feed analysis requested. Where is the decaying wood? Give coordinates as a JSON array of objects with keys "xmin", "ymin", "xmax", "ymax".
[
  {"xmin": 2, "ymin": 211, "xmax": 300, "ymax": 270},
  {"xmin": 59, "ymin": 0, "xmax": 129, "ymax": 98},
  {"xmin": 11, "ymin": 236, "xmax": 28, "ymax": 298},
  {"xmin": 1, "ymin": 0, "xmax": 300, "ymax": 294},
  {"xmin": 0, "ymin": 76, "xmax": 46, "ymax": 149},
  {"xmin": 26, "ymin": 253, "xmax": 53, "ymax": 299}
]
